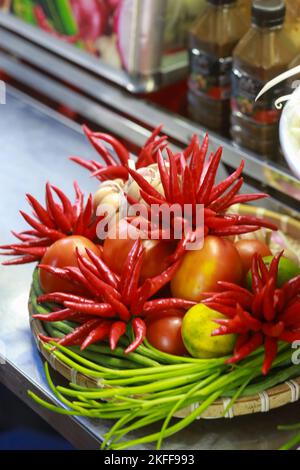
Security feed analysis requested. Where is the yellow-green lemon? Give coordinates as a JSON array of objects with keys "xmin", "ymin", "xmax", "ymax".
[{"xmin": 181, "ymin": 304, "xmax": 236, "ymax": 359}]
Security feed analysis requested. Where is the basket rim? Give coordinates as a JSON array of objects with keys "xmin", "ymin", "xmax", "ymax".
[{"xmin": 28, "ymin": 204, "xmax": 300, "ymax": 419}]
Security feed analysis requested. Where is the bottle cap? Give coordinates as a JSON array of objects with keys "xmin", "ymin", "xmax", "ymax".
[{"xmin": 252, "ymin": 0, "xmax": 286, "ymax": 28}]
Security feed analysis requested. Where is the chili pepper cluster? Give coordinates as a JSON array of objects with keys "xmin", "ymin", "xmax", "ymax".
[
  {"xmin": 34, "ymin": 240, "xmax": 194, "ymax": 353},
  {"xmin": 72, "ymin": 126, "xmax": 277, "ymax": 261},
  {"xmin": 3, "ymin": 125, "xmax": 294, "ymax": 364},
  {"xmin": 204, "ymin": 252, "xmax": 300, "ymax": 374},
  {"xmin": 0, "ymin": 182, "xmax": 100, "ymax": 265},
  {"xmin": 71, "ymin": 125, "xmax": 168, "ymax": 181}
]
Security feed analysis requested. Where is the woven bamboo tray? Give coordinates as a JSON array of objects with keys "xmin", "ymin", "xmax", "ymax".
[{"xmin": 29, "ymin": 205, "xmax": 300, "ymax": 420}]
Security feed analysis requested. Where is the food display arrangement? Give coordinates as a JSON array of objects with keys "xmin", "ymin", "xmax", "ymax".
[{"xmin": 1, "ymin": 123, "xmax": 300, "ymax": 450}]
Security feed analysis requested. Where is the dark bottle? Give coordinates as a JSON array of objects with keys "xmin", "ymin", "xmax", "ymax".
[
  {"xmin": 188, "ymin": 0, "xmax": 250, "ymax": 134},
  {"xmin": 231, "ymin": 0, "xmax": 299, "ymax": 159}
]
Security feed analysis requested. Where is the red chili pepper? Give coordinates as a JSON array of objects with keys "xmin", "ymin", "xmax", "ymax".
[
  {"xmin": 144, "ymin": 125, "xmax": 164, "ymax": 147},
  {"xmin": 251, "ymin": 254, "xmax": 264, "ymax": 294},
  {"xmin": 51, "ymin": 186, "xmax": 74, "ymax": 222},
  {"xmin": 136, "ymin": 142, "xmax": 155, "ymax": 169},
  {"xmin": 81, "ymin": 195, "xmax": 93, "ymax": 232},
  {"xmin": 92, "ymin": 133, "xmax": 129, "ymax": 166},
  {"xmin": 262, "ymin": 337, "xmax": 278, "ymax": 375},
  {"xmin": 251, "ymin": 286, "xmax": 265, "ymax": 319},
  {"xmin": 86, "ymin": 249, "xmax": 119, "ymax": 290},
  {"xmin": 2, "ymin": 255, "xmax": 38, "ymax": 266},
  {"xmin": 235, "ymin": 215, "xmax": 277, "ymax": 232},
  {"xmin": 210, "ymin": 161, "xmax": 245, "ymax": 202},
  {"xmin": 63, "ymin": 301, "xmax": 115, "ymax": 318},
  {"xmin": 205, "ymin": 215, "xmax": 238, "ymax": 230},
  {"xmin": 57, "ymin": 319, "xmax": 101, "ymax": 347},
  {"xmin": 182, "ymin": 166, "xmax": 196, "ymax": 206},
  {"xmin": 209, "ymin": 178, "xmax": 244, "ymax": 213},
  {"xmin": 120, "ymin": 240, "xmax": 143, "ymax": 302},
  {"xmin": 6, "ymin": 246, "xmax": 47, "ymax": 258},
  {"xmin": 234, "ymin": 333, "xmax": 249, "ymax": 355},
  {"xmin": 33, "ymin": 308, "xmax": 77, "ymax": 322},
  {"xmin": 69, "ymin": 156, "xmax": 101, "ymax": 173},
  {"xmin": 139, "ymin": 190, "xmax": 170, "ymax": 208},
  {"xmin": 81, "ymin": 321, "xmax": 112, "ymax": 351},
  {"xmin": 203, "ymin": 301, "xmax": 237, "ymax": 318},
  {"xmin": 236, "ymin": 304, "xmax": 262, "ymax": 331},
  {"xmin": 73, "ymin": 182, "xmax": 84, "ymax": 222},
  {"xmin": 262, "ymin": 321, "xmax": 285, "ymax": 338},
  {"xmin": 26, "ymin": 194, "xmax": 56, "ymax": 229},
  {"xmin": 212, "ymin": 315, "xmax": 248, "ymax": 335},
  {"xmin": 20, "ymin": 211, "xmax": 65, "ymax": 241},
  {"xmin": 223, "ymin": 193, "xmax": 268, "ymax": 209},
  {"xmin": 210, "ymin": 225, "xmax": 260, "ymax": 237},
  {"xmin": 125, "ymin": 318, "xmax": 146, "ymax": 354},
  {"xmin": 263, "ymin": 278, "xmax": 276, "ymax": 322},
  {"xmin": 257, "ymin": 256, "xmax": 269, "ymax": 284},
  {"xmin": 167, "ymin": 150, "xmax": 182, "ymax": 204},
  {"xmin": 143, "ymin": 298, "xmax": 196, "ymax": 315},
  {"xmin": 140, "ymin": 260, "xmax": 181, "ymax": 299},
  {"xmin": 46, "ymin": 183, "xmax": 73, "ymax": 234},
  {"xmin": 110, "ymin": 321, "xmax": 127, "ymax": 351},
  {"xmin": 157, "ymin": 150, "xmax": 170, "ymax": 200},
  {"xmin": 76, "ymin": 258, "xmax": 130, "ymax": 322},
  {"xmin": 280, "ymin": 299, "xmax": 300, "ymax": 326},
  {"xmin": 282, "ymin": 276, "xmax": 300, "ymax": 303},
  {"xmin": 126, "ymin": 249, "xmax": 145, "ymax": 306},
  {"xmin": 128, "ymin": 168, "xmax": 165, "ymax": 203},
  {"xmin": 268, "ymin": 252, "xmax": 283, "ymax": 286},
  {"xmin": 279, "ymin": 330, "xmax": 300, "ymax": 343},
  {"xmin": 183, "ymin": 134, "xmax": 198, "ymax": 160},
  {"xmin": 82, "ymin": 125, "xmax": 117, "ymax": 167},
  {"xmin": 226, "ymin": 332, "xmax": 264, "ymax": 364},
  {"xmin": 92, "ymin": 166, "xmax": 129, "ymax": 181},
  {"xmin": 38, "ymin": 264, "xmax": 75, "ymax": 284},
  {"xmin": 217, "ymin": 282, "xmax": 252, "ymax": 297},
  {"xmin": 38, "ymin": 292, "xmax": 94, "ymax": 305},
  {"xmin": 77, "ymin": 255, "xmax": 121, "ymax": 300},
  {"xmin": 198, "ymin": 147, "xmax": 222, "ymax": 204},
  {"xmin": 190, "ymin": 134, "xmax": 208, "ymax": 191}
]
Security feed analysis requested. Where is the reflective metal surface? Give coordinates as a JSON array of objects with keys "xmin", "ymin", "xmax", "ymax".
[
  {"xmin": 0, "ymin": 12, "xmax": 187, "ymax": 94},
  {"xmin": 0, "ymin": 23, "xmax": 299, "ymax": 215},
  {"xmin": 0, "ymin": 89, "xmax": 300, "ymax": 450}
]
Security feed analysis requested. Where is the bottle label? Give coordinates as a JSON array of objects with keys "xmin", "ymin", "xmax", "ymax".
[
  {"xmin": 189, "ymin": 48, "xmax": 232, "ymax": 100},
  {"xmin": 231, "ymin": 67, "xmax": 284, "ymax": 125}
]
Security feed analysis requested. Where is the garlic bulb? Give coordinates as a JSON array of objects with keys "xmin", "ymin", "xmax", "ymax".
[{"xmin": 93, "ymin": 179, "xmax": 125, "ymax": 212}]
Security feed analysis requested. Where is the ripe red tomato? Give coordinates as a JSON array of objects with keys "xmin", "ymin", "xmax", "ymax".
[
  {"xmin": 146, "ymin": 315, "xmax": 188, "ymax": 356},
  {"xmin": 171, "ymin": 236, "xmax": 243, "ymax": 301},
  {"xmin": 103, "ymin": 219, "xmax": 175, "ymax": 282},
  {"xmin": 39, "ymin": 236, "xmax": 101, "ymax": 294},
  {"xmin": 235, "ymin": 239, "xmax": 272, "ymax": 274}
]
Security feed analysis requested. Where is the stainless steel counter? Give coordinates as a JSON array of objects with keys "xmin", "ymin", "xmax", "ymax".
[{"xmin": 0, "ymin": 88, "xmax": 300, "ymax": 450}]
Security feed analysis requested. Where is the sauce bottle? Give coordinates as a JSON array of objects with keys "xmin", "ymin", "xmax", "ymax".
[
  {"xmin": 231, "ymin": 0, "xmax": 299, "ymax": 159},
  {"xmin": 188, "ymin": 0, "xmax": 250, "ymax": 134},
  {"xmin": 285, "ymin": 0, "xmax": 300, "ymax": 50}
]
